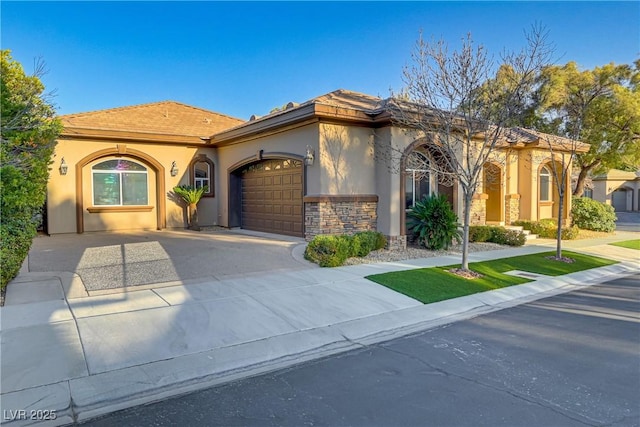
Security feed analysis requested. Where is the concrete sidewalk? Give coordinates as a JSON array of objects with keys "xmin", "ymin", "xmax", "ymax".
[{"xmin": 1, "ymin": 236, "xmax": 638, "ymax": 426}]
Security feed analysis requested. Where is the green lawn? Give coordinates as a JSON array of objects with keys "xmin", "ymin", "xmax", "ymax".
[
  {"xmin": 609, "ymin": 239, "xmax": 640, "ymax": 250},
  {"xmin": 366, "ymin": 251, "xmax": 617, "ymax": 304}
]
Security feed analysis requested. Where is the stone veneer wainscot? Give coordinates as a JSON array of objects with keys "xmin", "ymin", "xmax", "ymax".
[{"xmin": 304, "ymin": 195, "xmax": 378, "ymax": 240}]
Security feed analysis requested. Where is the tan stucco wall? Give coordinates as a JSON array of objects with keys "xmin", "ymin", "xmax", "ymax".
[
  {"xmin": 47, "ymin": 138, "xmax": 219, "ymax": 234},
  {"xmin": 516, "ymin": 149, "xmax": 571, "ymax": 222},
  {"xmin": 318, "ymin": 123, "xmax": 376, "ymax": 194}
]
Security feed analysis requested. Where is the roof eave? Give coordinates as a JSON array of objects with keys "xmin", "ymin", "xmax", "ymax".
[
  {"xmin": 211, "ymin": 103, "xmax": 390, "ymax": 146},
  {"xmin": 60, "ymin": 127, "xmax": 209, "ymax": 145}
]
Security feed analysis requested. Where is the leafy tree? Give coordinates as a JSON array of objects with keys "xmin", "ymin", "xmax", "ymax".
[
  {"xmin": 173, "ymin": 185, "xmax": 208, "ymax": 230},
  {"xmin": 388, "ymin": 26, "xmax": 553, "ymax": 272},
  {"xmin": 536, "ymin": 60, "xmax": 640, "ymax": 196},
  {"xmin": 1, "ymin": 50, "xmax": 61, "ymax": 288}
]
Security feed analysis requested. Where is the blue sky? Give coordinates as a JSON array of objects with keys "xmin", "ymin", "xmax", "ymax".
[{"xmin": 2, "ymin": 1, "xmax": 638, "ymax": 120}]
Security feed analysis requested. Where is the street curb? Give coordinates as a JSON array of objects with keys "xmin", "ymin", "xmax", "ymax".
[{"xmin": 2, "ymin": 262, "xmax": 636, "ymax": 426}]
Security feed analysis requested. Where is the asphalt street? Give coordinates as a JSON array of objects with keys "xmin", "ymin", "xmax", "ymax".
[{"xmin": 81, "ymin": 273, "xmax": 640, "ymax": 427}]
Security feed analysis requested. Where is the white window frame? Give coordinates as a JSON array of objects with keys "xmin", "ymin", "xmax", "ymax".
[
  {"xmin": 539, "ymin": 165, "xmax": 551, "ymax": 202},
  {"xmin": 91, "ymin": 160, "xmax": 149, "ymax": 206},
  {"xmin": 405, "ymin": 151, "xmax": 433, "ymax": 209},
  {"xmin": 194, "ymin": 161, "xmax": 210, "ymax": 191}
]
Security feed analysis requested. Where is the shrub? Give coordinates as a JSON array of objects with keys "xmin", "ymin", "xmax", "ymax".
[
  {"xmin": 468, "ymin": 226, "xmax": 494, "ymax": 243},
  {"xmin": 561, "ymin": 225, "xmax": 580, "ymax": 240},
  {"xmin": 518, "ymin": 220, "xmax": 578, "ymax": 240},
  {"xmin": 1, "ymin": 52, "xmax": 61, "ymax": 289},
  {"xmin": 490, "ymin": 227, "xmax": 526, "ymax": 246},
  {"xmin": 304, "ymin": 235, "xmax": 351, "ymax": 267},
  {"xmin": 513, "ymin": 220, "xmax": 533, "ymax": 231},
  {"xmin": 571, "ymin": 197, "xmax": 616, "ymax": 232},
  {"xmin": 530, "ymin": 220, "xmax": 554, "ymax": 237},
  {"xmin": 407, "ymin": 195, "xmax": 461, "ymax": 250},
  {"xmin": 350, "ymin": 231, "xmax": 386, "ymax": 257}
]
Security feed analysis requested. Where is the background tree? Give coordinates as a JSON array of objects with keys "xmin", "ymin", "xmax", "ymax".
[
  {"xmin": 535, "ymin": 60, "xmax": 640, "ymax": 196},
  {"xmin": 1, "ymin": 50, "xmax": 61, "ymax": 288},
  {"xmin": 388, "ymin": 26, "xmax": 553, "ymax": 272}
]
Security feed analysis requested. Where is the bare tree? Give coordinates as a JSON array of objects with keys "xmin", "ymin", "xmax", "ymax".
[
  {"xmin": 533, "ymin": 133, "xmax": 589, "ymax": 260},
  {"xmin": 386, "ymin": 26, "xmax": 553, "ymax": 271}
]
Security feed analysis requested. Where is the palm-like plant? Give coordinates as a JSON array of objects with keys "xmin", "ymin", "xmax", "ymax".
[
  {"xmin": 407, "ymin": 194, "xmax": 461, "ymax": 250},
  {"xmin": 173, "ymin": 185, "xmax": 208, "ymax": 230}
]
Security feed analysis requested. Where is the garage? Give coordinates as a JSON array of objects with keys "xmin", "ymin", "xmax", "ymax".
[
  {"xmin": 237, "ymin": 158, "xmax": 304, "ymax": 237},
  {"xmin": 612, "ymin": 189, "xmax": 629, "ymax": 212}
]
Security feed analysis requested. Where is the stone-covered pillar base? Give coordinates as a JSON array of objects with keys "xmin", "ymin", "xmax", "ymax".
[
  {"xmin": 505, "ymin": 194, "xmax": 521, "ymax": 224},
  {"xmin": 470, "ymin": 193, "xmax": 488, "ymax": 225},
  {"xmin": 385, "ymin": 235, "xmax": 407, "ymax": 251},
  {"xmin": 304, "ymin": 195, "xmax": 378, "ymax": 241}
]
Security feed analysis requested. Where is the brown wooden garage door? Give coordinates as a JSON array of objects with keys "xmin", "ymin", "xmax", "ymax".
[{"xmin": 240, "ymin": 158, "xmax": 303, "ymax": 237}]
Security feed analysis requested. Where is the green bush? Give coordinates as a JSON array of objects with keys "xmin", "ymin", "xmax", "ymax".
[
  {"xmin": 350, "ymin": 231, "xmax": 387, "ymax": 257},
  {"xmin": 561, "ymin": 225, "xmax": 580, "ymax": 240},
  {"xmin": 407, "ymin": 195, "xmax": 461, "ymax": 250},
  {"xmin": 490, "ymin": 227, "xmax": 526, "ymax": 246},
  {"xmin": 513, "ymin": 220, "xmax": 533, "ymax": 231},
  {"xmin": 1, "ymin": 51, "xmax": 61, "ymax": 289},
  {"xmin": 468, "ymin": 226, "xmax": 494, "ymax": 243},
  {"xmin": 304, "ymin": 231, "xmax": 387, "ymax": 267},
  {"xmin": 0, "ymin": 216, "xmax": 38, "ymax": 288},
  {"xmin": 571, "ymin": 197, "xmax": 616, "ymax": 232},
  {"xmin": 514, "ymin": 218, "xmax": 579, "ymax": 240},
  {"xmin": 304, "ymin": 235, "xmax": 352, "ymax": 267}
]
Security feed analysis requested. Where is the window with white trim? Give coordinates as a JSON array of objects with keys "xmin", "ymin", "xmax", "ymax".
[
  {"xmin": 539, "ymin": 165, "xmax": 551, "ymax": 201},
  {"xmin": 190, "ymin": 155, "xmax": 215, "ymax": 197},
  {"xmin": 194, "ymin": 161, "xmax": 210, "ymax": 191},
  {"xmin": 92, "ymin": 159, "xmax": 148, "ymax": 206}
]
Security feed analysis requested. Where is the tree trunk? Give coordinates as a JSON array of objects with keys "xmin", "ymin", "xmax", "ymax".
[
  {"xmin": 555, "ymin": 191, "xmax": 564, "ymax": 259},
  {"xmin": 461, "ymin": 191, "xmax": 473, "ymax": 271},
  {"xmin": 572, "ymin": 160, "xmax": 601, "ymax": 197},
  {"xmin": 189, "ymin": 203, "xmax": 200, "ymax": 231}
]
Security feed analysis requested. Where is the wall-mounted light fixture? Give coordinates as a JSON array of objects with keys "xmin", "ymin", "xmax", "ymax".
[
  {"xmin": 304, "ymin": 145, "xmax": 315, "ymax": 166},
  {"xmin": 59, "ymin": 158, "xmax": 68, "ymax": 175},
  {"xmin": 170, "ymin": 161, "xmax": 179, "ymax": 177}
]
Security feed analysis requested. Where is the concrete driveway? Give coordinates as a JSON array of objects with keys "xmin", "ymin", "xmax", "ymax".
[
  {"xmin": 27, "ymin": 229, "xmax": 315, "ymax": 292},
  {"xmin": 615, "ymin": 211, "xmax": 640, "ymax": 232}
]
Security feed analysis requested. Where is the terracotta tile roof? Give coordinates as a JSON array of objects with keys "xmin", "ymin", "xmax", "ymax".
[{"xmin": 61, "ymin": 101, "xmax": 244, "ymax": 137}]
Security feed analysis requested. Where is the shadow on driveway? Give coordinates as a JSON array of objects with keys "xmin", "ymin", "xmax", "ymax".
[{"xmin": 28, "ymin": 229, "xmax": 314, "ymax": 292}]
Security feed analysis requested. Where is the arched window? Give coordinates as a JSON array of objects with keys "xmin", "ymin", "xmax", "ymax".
[
  {"xmin": 92, "ymin": 159, "xmax": 148, "ymax": 206},
  {"xmin": 539, "ymin": 165, "xmax": 551, "ymax": 201},
  {"xmin": 190, "ymin": 155, "xmax": 215, "ymax": 197},
  {"xmin": 405, "ymin": 151, "xmax": 432, "ymax": 209}
]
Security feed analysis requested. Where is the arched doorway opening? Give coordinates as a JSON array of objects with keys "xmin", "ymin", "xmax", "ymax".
[{"xmin": 483, "ymin": 162, "xmax": 503, "ymax": 223}]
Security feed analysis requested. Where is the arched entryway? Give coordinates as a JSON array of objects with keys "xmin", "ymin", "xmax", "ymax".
[
  {"xmin": 229, "ymin": 156, "xmax": 304, "ymax": 237},
  {"xmin": 400, "ymin": 140, "xmax": 457, "ymax": 234},
  {"xmin": 483, "ymin": 162, "xmax": 503, "ymax": 223}
]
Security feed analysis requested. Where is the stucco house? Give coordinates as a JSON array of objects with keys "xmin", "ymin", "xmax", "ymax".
[
  {"xmin": 591, "ymin": 169, "xmax": 640, "ymax": 212},
  {"xmin": 46, "ymin": 89, "xmax": 586, "ymax": 249}
]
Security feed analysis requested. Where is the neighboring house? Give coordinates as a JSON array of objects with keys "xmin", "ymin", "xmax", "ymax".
[
  {"xmin": 592, "ymin": 169, "xmax": 640, "ymax": 212},
  {"xmin": 47, "ymin": 89, "xmax": 586, "ymax": 249}
]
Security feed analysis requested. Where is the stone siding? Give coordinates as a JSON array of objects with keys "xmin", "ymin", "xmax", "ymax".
[
  {"xmin": 385, "ymin": 234, "xmax": 407, "ymax": 251},
  {"xmin": 304, "ymin": 196, "xmax": 378, "ymax": 241},
  {"xmin": 505, "ymin": 194, "xmax": 521, "ymax": 224},
  {"xmin": 470, "ymin": 194, "xmax": 487, "ymax": 225}
]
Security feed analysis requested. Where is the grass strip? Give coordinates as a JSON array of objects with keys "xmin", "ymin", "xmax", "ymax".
[
  {"xmin": 366, "ymin": 251, "xmax": 616, "ymax": 304},
  {"xmin": 609, "ymin": 239, "xmax": 640, "ymax": 250}
]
